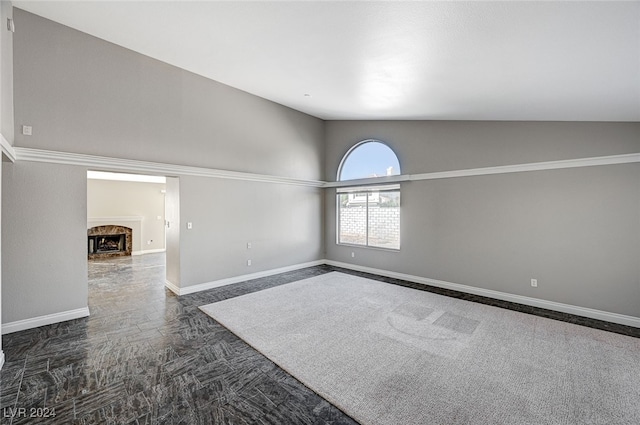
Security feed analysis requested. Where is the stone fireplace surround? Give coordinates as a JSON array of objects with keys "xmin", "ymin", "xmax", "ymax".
[
  {"xmin": 88, "ymin": 216, "xmax": 143, "ymax": 255},
  {"xmin": 88, "ymin": 225, "xmax": 133, "ymax": 259}
]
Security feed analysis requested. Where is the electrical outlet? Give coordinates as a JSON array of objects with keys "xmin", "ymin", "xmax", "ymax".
[
  {"xmin": 531, "ymin": 279, "xmax": 538, "ymax": 287},
  {"xmin": 247, "ymin": 259, "xmax": 252, "ymax": 266},
  {"xmin": 351, "ymin": 252, "xmax": 355, "ymax": 258},
  {"xmin": 247, "ymin": 242, "xmax": 252, "ymax": 249},
  {"xmin": 22, "ymin": 125, "xmax": 32, "ymax": 136}
]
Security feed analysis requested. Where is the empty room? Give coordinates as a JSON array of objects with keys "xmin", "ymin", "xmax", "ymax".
[{"xmin": 0, "ymin": 1, "xmax": 639, "ymax": 424}]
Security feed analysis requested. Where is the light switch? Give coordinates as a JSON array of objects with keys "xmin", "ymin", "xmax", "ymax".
[{"xmin": 187, "ymin": 222, "xmax": 193, "ymax": 230}]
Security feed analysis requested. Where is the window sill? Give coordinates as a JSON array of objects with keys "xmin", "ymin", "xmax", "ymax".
[{"xmin": 336, "ymin": 242, "xmax": 400, "ymax": 253}]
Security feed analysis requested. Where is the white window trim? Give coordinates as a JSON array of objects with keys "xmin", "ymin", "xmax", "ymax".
[
  {"xmin": 336, "ymin": 185, "xmax": 401, "ymax": 251},
  {"xmin": 337, "ymin": 139, "xmax": 402, "ymax": 251}
]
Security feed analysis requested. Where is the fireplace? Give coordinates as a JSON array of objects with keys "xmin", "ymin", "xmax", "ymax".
[
  {"xmin": 88, "ymin": 225, "xmax": 133, "ymax": 259},
  {"xmin": 89, "ymin": 234, "xmax": 125, "ymax": 253}
]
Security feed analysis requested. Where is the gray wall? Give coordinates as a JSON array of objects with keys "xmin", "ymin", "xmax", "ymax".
[
  {"xmin": 0, "ymin": 0, "xmax": 14, "ymax": 354},
  {"xmin": 5, "ymin": 9, "xmax": 325, "ymax": 320},
  {"xmin": 2, "ymin": 161, "xmax": 88, "ymax": 323},
  {"xmin": 325, "ymin": 121, "xmax": 640, "ymax": 179},
  {"xmin": 325, "ymin": 121, "xmax": 640, "ymax": 318},
  {"xmin": 179, "ymin": 177, "xmax": 323, "ymax": 288},
  {"xmin": 12, "ymin": 9, "xmax": 324, "ymax": 181},
  {"xmin": 1, "ymin": 1, "xmax": 14, "ymax": 142},
  {"xmin": 0, "ymin": 158, "xmax": 2, "ymax": 350}
]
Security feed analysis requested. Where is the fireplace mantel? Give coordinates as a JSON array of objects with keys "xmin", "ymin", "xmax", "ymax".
[{"xmin": 88, "ymin": 216, "xmax": 143, "ymax": 225}]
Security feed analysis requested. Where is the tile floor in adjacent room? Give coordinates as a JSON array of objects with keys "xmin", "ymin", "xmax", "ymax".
[
  {"xmin": 0, "ymin": 254, "xmax": 357, "ymax": 425},
  {"xmin": 1, "ymin": 254, "xmax": 637, "ymax": 425}
]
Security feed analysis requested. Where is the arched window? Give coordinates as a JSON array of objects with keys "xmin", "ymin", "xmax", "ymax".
[
  {"xmin": 338, "ymin": 140, "xmax": 401, "ymax": 181},
  {"xmin": 337, "ymin": 140, "xmax": 401, "ymax": 250}
]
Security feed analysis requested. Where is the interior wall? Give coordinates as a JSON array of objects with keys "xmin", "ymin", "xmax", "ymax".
[
  {"xmin": 325, "ymin": 121, "xmax": 640, "ymax": 318},
  {"xmin": 0, "ymin": 158, "xmax": 3, "ymax": 360},
  {"xmin": 0, "ymin": 0, "xmax": 15, "ymax": 363},
  {"xmin": 12, "ymin": 9, "xmax": 324, "ymax": 182},
  {"xmin": 178, "ymin": 176, "xmax": 323, "ymax": 288},
  {"xmin": 1, "ymin": 1, "xmax": 14, "ymax": 142},
  {"xmin": 9, "ymin": 8, "xmax": 325, "ymax": 316},
  {"xmin": 2, "ymin": 161, "xmax": 88, "ymax": 324},
  {"xmin": 325, "ymin": 121, "xmax": 640, "ymax": 178},
  {"xmin": 87, "ymin": 178, "xmax": 166, "ymax": 254}
]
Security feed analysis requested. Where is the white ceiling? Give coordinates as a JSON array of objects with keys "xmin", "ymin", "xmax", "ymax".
[{"xmin": 13, "ymin": 1, "xmax": 640, "ymax": 121}]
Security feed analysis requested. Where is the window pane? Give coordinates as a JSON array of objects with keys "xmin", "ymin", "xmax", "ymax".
[
  {"xmin": 338, "ymin": 193, "xmax": 366, "ymax": 246},
  {"xmin": 339, "ymin": 141, "xmax": 400, "ymax": 181},
  {"xmin": 368, "ymin": 191, "xmax": 400, "ymax": 250}
]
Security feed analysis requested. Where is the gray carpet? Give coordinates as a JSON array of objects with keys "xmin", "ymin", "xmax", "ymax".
[{"xmin": 200, "ymin": 272, "xmax": 640, "ymax": 425}]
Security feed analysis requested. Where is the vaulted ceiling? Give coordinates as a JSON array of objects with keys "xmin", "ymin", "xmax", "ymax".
[{"xmin": 13, "ymin": 1, "xmax": 640, "ymax": 121}]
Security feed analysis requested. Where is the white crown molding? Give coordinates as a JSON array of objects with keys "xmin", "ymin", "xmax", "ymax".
[
  {"xmin": 14, "ymin": 148, "xmax": 325, "ymax": 188},
  {"xmin": 325, "ymin": 260, "xmax": 640, "ymax": 329},
  {"xmin": 0, "ymin": 133, "xmax": 15, "ymax": 162},
  {"xmin": 327, "ymin": 153, "xmax": 640, "ymax": 188},
  {"xmin": 168, "ymin": 260, "xmax": 325, "ymax": 296},
  {"xmin": 1, "ymin": 307, "xmax": 90, "ymax": 335}
]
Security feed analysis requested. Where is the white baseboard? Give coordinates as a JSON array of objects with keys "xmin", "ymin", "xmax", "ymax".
[
  {"xmin": 3, "ymin": 262, "xmax": 636, "ymax": 338},
  {"xmin": 2, "ymin": 307, "xmax": 90, "ymax": 335},
  {"xmin": 326, "ymin": 260, "xmax": 640, "ymax": 329},
  {"xmin": 165, "ymin": 279, "xmax": 181, "ymax": 296},
  {"xmin": 0, "ymin": 351, "xmax": 4, "ymax": 371},
  {"xmin": 132, "ymin": 248, "xmax": 166, "ymax": 256},
  {"xmin": 168, "ymin": 260, "xmax": 326, "ymax": 296}
]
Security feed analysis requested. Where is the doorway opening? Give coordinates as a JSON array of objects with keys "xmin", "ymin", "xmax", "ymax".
[
  {"xmin": 86, "ymin": 171, "xmax": 180, "ymax": 303},
  {"xmin": 87, "ymin": 171, "xmax": 167, "ymax": 258}
]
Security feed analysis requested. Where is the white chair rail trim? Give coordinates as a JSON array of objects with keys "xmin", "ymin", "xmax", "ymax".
[
  {"xmin": 15, "ymin": 148, "xmax": 325, "ymax": 188},
  {"xmin": 0, "ymin": 133, "xmax": 15, "ymax": 162},
  {"xmin": 326, "ymin": 152, "xmax": 640, "ymax": 188},
  {"xmin": 13, "ymin": 147, "xmax": 640, "ymax": 188}
]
